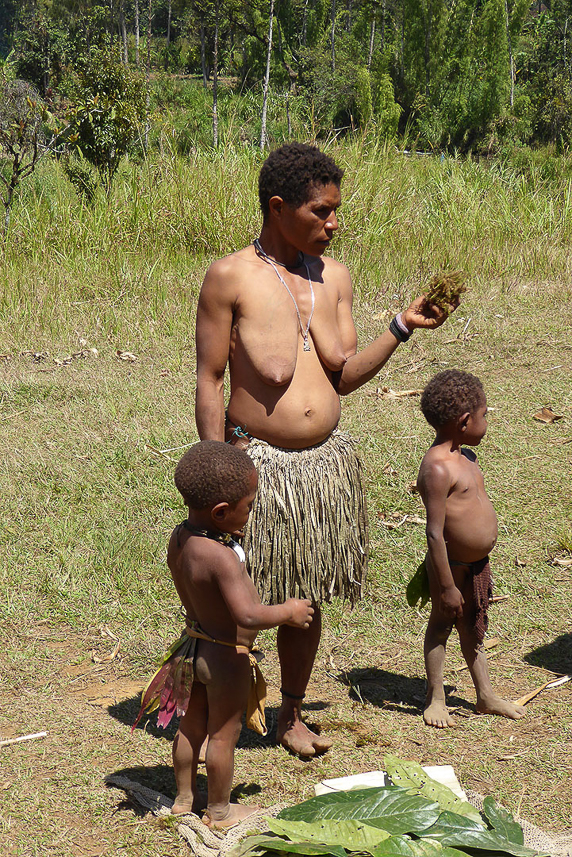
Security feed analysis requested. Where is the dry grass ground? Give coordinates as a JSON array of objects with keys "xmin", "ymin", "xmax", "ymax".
[{"xmin": 0, "ymin": 143, "xmax": 571, "ymax": 855}]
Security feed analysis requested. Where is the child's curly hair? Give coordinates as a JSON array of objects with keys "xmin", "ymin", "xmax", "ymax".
[
  {"xmin": 258, "ymin": 142, "xmax": 344, "ymax": 219},
  {"xmin": 421, "ymin": 369, "xmax": 485, "ymax": 428},
  {"xmin": 174, "ymin": 441, "xmax": 255, "ymax": 509}
]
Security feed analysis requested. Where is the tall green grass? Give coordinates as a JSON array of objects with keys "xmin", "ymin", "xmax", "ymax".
[{"xmin": 4, "ymin": 138, "xmax": 571, "ymax": 349}]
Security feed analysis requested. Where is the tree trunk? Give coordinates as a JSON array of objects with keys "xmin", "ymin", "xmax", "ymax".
[
  {"xmin": 134, "ymin": 0, "xmax": 140, "ymax": 66},
  {"xmin": 301, "ymin": 0, "xmax": 309, "ymax": 45},
  {"xmin": 331, "ymin": 0, "xmax": 336, "ymax": 73},
  {"xmin": 504, "ymin": 0, "xmax": 514, "ymax": 107},
  {"xmin": 200, "ymin": 23, "xmax": 208, "ymax": 87},
  {"xmin": 260, "ymin": 0, "xmax": 275, "ymax": 150},
  {"xmin": 120, "ymin": 1, "xmax": 128, "ymax": 64},
  {"xmin": 213, "ymin": 13, "xmax": 219, "ymax": 147},
  {"xmin": 109, "ymin": 0, "xmax": 115, "ymax": 51},
  {"xmin": 166, "ymin": 0, "xmax": 172, "ymax": 46},
  {"xmin": 145, "ymin": 0, "xmax": 152, "ymax": 150},
  {"xmin": 367, "ymin": 13, "xmax": 375, "ymax": 69}
]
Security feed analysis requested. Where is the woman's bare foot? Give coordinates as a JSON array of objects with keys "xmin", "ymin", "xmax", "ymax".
[
  {"xmin": 476, "ymin": 694, "xmax": 526, "ymax": 719},
  {"xmin": 203, "ymin": 803, "xmax": 261, "ymax": 830},
  {"xmin": 423, "ymin": 699, "xmax": 455, "ymax": 728},
  {"xmin": 172, "ymin": 791, "xmax": 207, "ymax": 816},
  {"xmin": 277, "ymin": 715, "xmax": 333, "ymax": 759}
]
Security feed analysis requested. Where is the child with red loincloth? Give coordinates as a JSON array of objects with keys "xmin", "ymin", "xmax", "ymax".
[
  {"xmin": 416, "ymin": 370, "xmax": 526, "ymax": 728},
  {"xmin": 133, "ymin": 440, "xmax": 313, "ymax": 828}
]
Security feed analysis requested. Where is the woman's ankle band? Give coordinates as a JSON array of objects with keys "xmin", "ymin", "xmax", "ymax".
[{"xmin": 280, "ymin": 688, "xmax": 306, "ymax": 700}]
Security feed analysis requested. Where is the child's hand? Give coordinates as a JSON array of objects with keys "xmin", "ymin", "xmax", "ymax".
[
  {"xmin": 440, "ymin": 585, "xmax": 464, "ymax": 619},
  {"xmin": 286, "ymin": 599, "xmax": 314, "ymax": 628}
]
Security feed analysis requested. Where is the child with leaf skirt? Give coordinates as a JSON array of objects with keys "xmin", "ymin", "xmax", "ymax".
[{"xmin": 133, "ymin": 440, "xmax": 313, "ymax": 829}]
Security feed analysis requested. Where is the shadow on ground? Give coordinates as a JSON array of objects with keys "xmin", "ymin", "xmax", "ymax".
[
  {"xmin": 523, "ymin": 633, "xmax": 572, "ymax": 674},
  {"xmin": 106, "ymin": 764, "xmax": 261, "ymax": 807},
  {"xmin": 338, "ymin": 667, "xmax": 473, "ymax": 715},
  {"xmin": 107, "ymin": 696, "xmax": 329, "ymax": 751}
]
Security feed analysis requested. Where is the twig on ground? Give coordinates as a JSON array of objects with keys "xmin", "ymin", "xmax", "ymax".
[
  {"xmin": 513, "ymin": 674, "xmax": 571, "ymax": 707},
  {"xmin": 0, "ymin": 731, "xmax": 47, "ymax": 748}
]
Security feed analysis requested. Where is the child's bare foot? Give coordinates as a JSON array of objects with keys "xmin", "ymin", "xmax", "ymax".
[
  {"xmin": 172, "ymin": 791, "xmax": 207, "ymax": 816},
  {"xmin": 203, "ymin": 803, "xmax": 261, "ymax": 830},
  {"xmin": 476, "ymin": 694, "xmax": 526, "ymax": 719},
  {"xmin": 198, "ymin": 736, "xmax": 208, "ymax": 764},
  {"xmin": 423, "ymin": 699, "xmax": 455, "ymax": 728},
  {"xmin": 277, "ymin": 716, "xmax": 333, "ymax": 759}
]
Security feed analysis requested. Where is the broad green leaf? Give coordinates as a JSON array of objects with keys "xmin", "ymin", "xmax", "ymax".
[
  {"xmin": 422, "ymin": 810, "xmax": 487, "ymax": 838},
  {"xmin": 234, "ymin": 837, "xmax": 346, "ymax": 857},
  {"xmin": 423, "ymin": 817, "xmax": 547, "ymax": 857},
  {"xmin": 383, "ymin": 756, "xmax": 482, "ymax": 825},
  {"xmin": 406, "ymin": 561, "xmax": 430, "ymax": 609},
  {"xmin": 370, "ymin": 835, "xmax": 468, "ymax": 857},
  {"xmin": 228, "ymin": 835, "xmax": 278, "ymax": 857},
  {"xmin": 278, "ymin": 787, "xmax": 440, "ymax": 834},
  {"xmin": 267, "ymin": 817, "xmax": 391, "ymax": 852},
  {"xmin": 483, "ymin": 797, "xmax": 524, "ymax": 845}
]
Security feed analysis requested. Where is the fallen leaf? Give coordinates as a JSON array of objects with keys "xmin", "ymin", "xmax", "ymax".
[
  {"xmin": 379, "ymin": 513, "xmax": 425, "ymax": 529},
  {"xmin": 533, "ymin": 406, "xmax": 563, "ymax": 424},
  {"xmin": 91, "ymin": 640, "xmax": 120, "ymax": 663},
  {"xmin": 514, "ymin": 557, "xmax": 527, "ymax": 567},
  {"xmin": 0, "ymin": 354, "xmax": 12, "ymax": 361},
  {"xmin": 21, "ymin": 351, "xmax": 49, "ymax": 362},
  {"xmin": 116, "ymin": 350, "xmax": 138, "ymax": 362},
  {"xmin": 407, "ymin": 481, "xmax": 419, "ymax": 494},
  {"xmin": 552, "ymin": 557, "xmax": 572, "ymax": 568},
  {"xmin": 375, "ymin": 387, "xmax": 422, "ymax": 399}
]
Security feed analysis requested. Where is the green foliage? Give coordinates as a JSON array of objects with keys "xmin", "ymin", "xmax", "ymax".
[
  {"xmin": 62, "ymin": 154, "xmax": 98, "ymax": 205},
  {"xmin": 267, "ymin": 817, "xmax": 391, "ymax": 851},
  {"xmin": 278, "ymin": 787, "xmax": 441, "ymax": 834},
  {"xmin": 232, "ymin": 759, "xmax": 547, "ymax": 857},
  {"xmin": 406, "ymin": 561, "xmax": 430, "ymax": 610},
  {"xmin": 61, "ymin": 51, "xmax": 146, "ymax": 191},
  {"xmin": 0, "ymin": 75, "xmax": 56, "ymax": 226},
  {"xmin": 12, "ymin": 9, "xmax": 70, "ymax": 94},
  {"xmin": 383, "ymin": 756, "xmax": 481, "ymax": 825},
  {"xmin": 374, "ymin": 74, "xmax": 401, "ymax": 139},
  {"xmin": 355, "ymin": 66, "xmax": 373, "ymax": 127}
]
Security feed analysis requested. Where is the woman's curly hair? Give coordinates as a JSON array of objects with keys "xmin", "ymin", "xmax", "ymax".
[{"xmin": 258, "ymin": 142, "xmax": 344, "ymax": 219}]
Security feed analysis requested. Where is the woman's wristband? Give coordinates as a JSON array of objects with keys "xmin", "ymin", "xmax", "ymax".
[{"xmin": 389, "ymin": 312, "xmax": 413, "ymax": 343}]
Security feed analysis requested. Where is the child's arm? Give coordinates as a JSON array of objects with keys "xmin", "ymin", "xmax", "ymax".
[
  {"xmin": 420, "ymin": 462, "xmax": 464, "ymax": 619},
  {"xmin": 217, "ymin": 555, "xmax": 314, "ymax": 630}
]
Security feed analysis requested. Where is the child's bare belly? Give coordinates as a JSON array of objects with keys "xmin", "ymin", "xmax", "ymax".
[{"xmin": 444, "ymin": 504, "xmax": 498, "ymax": 564}]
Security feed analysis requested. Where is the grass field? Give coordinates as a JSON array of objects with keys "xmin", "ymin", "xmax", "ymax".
[{"xmin": 0, "ymin": 139, "xmax": 571, "ymax": 856}]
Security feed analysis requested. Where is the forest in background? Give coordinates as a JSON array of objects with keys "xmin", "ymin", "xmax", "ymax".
[{"xmin": 2, "ymin": 0, "xmax": 572, "ymax": 159}]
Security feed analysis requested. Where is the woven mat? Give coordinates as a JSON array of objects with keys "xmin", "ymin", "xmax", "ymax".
[
  {"xmin": 107, "ymin": 775, "xmax": 572, "ymax": 857},
  {"xmin": 106, "ymin": 775, "xmax": 284, "ymax": 857}
]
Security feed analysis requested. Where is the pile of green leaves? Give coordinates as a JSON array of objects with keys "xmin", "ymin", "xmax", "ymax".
[{"xmin": 230, "ymin": 756, "xmax": 548, "ymax": 857}]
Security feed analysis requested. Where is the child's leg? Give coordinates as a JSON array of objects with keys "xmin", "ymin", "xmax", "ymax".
[
  {"xmin": 172, "ymin": 679, "xmax": 208, "ymax": 815},
  {"xmin": 198, "ymin": 644, "xmax": 261, "ymax": 829},
  {"xmin": 424, "ymin": 556, "xmax": 455, "ymax": 728},
  {"xmin": 456, "ymin": 569, "xmax": 525, "ymax": 720}
]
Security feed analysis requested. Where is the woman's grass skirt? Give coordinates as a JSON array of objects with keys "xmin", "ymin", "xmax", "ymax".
[{"xmin": 244, "ymin": 430, "xmax": 368, "ymax": 605}]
